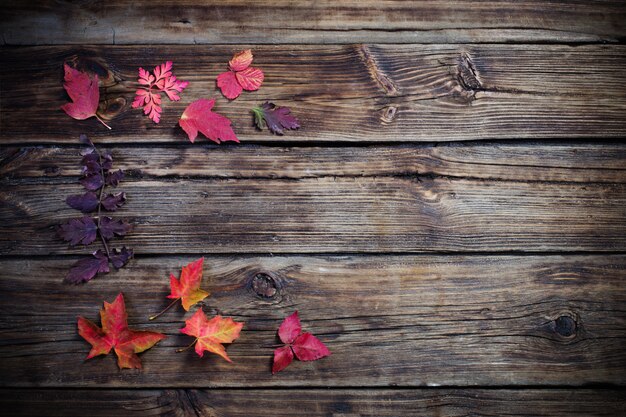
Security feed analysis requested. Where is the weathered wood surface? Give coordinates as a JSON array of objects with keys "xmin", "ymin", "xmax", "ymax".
[
  {"xmin": 1, "ymin": 389, "xmax": 625, "ymax": 417},
  {"xmin": 1, "ymin": 255, "xmax": 624, "ymax": 387},
  {"xmin": 3, "ymin": 45, "xmax": 626, "ymax": 143},
  {"xmin": 2, "ymin": 176, "xmax": 625, "ymax": 255},
  {"xmin": 2, "ymin": 142, "xmax": 626, "ymax": 183},
  {"xmin": 3, "ymin": 1, "xmax": 626, "ymax": 45}
]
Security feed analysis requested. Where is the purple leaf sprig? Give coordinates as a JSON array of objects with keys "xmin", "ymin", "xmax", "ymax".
[{"xmin": 57, "ymin": 134, "xmax": 133, "ymax": 284}]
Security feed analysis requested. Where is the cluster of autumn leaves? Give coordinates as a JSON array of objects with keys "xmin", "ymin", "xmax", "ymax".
[
  {"xmin": 60, "ymin": 50, "xmax": 328, "ymax": 373},
  {"xmin": 62, "ymin": 49, "xmax": 300, "ymax": 141},
  {"xmin": 79, "ymin": 259, "xmax": 330, "ymax": 373}
]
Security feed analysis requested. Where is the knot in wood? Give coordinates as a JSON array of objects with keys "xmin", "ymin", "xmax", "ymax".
[
  {"xmin": 554, "ymin": 315, "xmax": 577, "ymax": 337},
  {"xmin": 251, "ymin": 273, "xmax": 278, "ymax": 299}
]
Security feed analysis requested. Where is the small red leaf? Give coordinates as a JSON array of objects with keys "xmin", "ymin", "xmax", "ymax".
[
  {"xmin": 272, "ymin": 346, "xmax": 294, "ymax": 374},
  {"xmin": 217, "ymin": 50, "xmax": 264, "ymax": 100},
  {"xmin": 179, "ymin": 310, "xmax": 243, "ymax": 362},
  {"xmin": 278, "ymin": 311, "xmax": 301, "ymax": 344},
  {"xmin": 292, "ymin": 332, "xmax": 331, "ymax": 362},
  {"xmin": 179, "ymin": 99, "xmax": 239, "ymax": 144},
  {"xmin": 216, "ymin": 71, "xmax": 243, "ymax": 100},
  {"xmin": 236, "ymin": 67, "xmax": 264, "ymax": 91},
  {"xmin": 168, "ymin": 257, "xmax": 210, "ymax": 311}
]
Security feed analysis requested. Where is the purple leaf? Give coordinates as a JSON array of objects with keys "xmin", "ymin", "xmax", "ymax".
[
  {"xmin": 81, "ymin": 160, "xmax": 101, "ymax": 176},
  {"xmin": 109, "ymin": 246, "xmax": 133, "ymax": 269},
  {"xmin": 66, "ymin": 191, "xmax": 99, "ymax": 213},
  {"xmin": 58, "ymin": 216, "xmax": 97, "ymax": 246},
  {"xmin": 106, "ymin": 169, "xmax": 125, "ymax": 187},
  {"xmin": 101, "ymin": 192, "xmax": 126, "ymax": 211},
  {"xmin": 79, "ymin": 134, "xmax": 95, "ymax": 148},
  {"xmin": 99, "ymin": 216, "xmax": 132, "ymax": 240},
  {"xmin": 252, "ymin": 102, "xmax": 300, "ymax": 135},
  {"xmin": 101, "ymin": 152, "xmax": 113, "ymax": 170},
  {"xmin": 65, "ymin": 250, "xmax": 109, "ymax": 284},
  {"xmin": 80, "ymin": 173, "xmax": 103, "ymax": 191}
]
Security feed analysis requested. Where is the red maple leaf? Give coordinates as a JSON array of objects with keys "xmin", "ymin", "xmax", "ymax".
[
  {"xmin": 179, "ymin": 309, "xmax": 243, "ymax": 362},
  {"xmin": 179, "ymin": 98, "xmax": 239, "ymax": 144},
  {"xmin": 149, "ymin": 257, "xmax": 210, "ymax": 320},
  {"xmin": 272, "ymin": 311, "xmax": 330, "ymax": 374},
  {"xmin": 61, "ymin": 64, "xmax": 111, "ymax": 129},
  {"xmin": 217, "ymin": 49, "xmax": 264, "ymax": 100},
  {"xmin": 77, "ymin": 293, "xmax": 166, "ymax": 369},
  {"xmin": 132, "ymin": 61, "xmax": 188, "ymax": 123}
]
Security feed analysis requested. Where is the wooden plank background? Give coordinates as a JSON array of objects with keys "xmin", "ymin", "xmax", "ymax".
[{"xmin": 1, "ymin": 1, "xmax": 625, "ymax": 416}]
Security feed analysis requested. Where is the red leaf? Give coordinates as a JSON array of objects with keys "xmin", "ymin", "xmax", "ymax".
[
  {"xmin": 216, "ymin": 71, "xmax": 243, "ymax": 100},
  {"xmin": 272, "ymin": 311, "xmax": 330, "ymax": 374},
  {"xmin": 168, "ymin": 257, "xmax": 210, "ymax": 311},
  {"xmin": 61, "ymin": 64, "xmax": 111, "ymax": 129},
  {"xmin": 179, "ymin": 309, "xmax": 243, "ymax": 362},
  {"xmin": 272, "ymin": 346, "xmax": 294, "ymax": 374},
  {"xmin": 252, "ymin": 102, "xmax": 301, "ymax": 135},
  {"xmin": 132, "ymin": 61, "xmax": 188, "ymax": 124},
  {"xmin": 217, "ymin": 50, "xmax": 264, "ymax": 100},
  {"xmin": 179, "ymin": 99, "xmax": 239, "ymax": 144},
  {"xmin": 278, "ymin": 311, "xmax": 302, "ymax": 344},
  {"xmin": 77, "ymin": 293, "xmax": 166, "ymax": 369},
  {"xmin": 236, "ymin": 67, "xmax": 264, "ymax": 91}
]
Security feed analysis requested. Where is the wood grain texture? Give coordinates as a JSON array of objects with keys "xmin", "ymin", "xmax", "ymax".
[
  {"xmin": 2, "ymin": 142, "xmax": 626, "ymax": 183},
  {"xmin": 2, "ymin": 1, "xmax": 626, "ymax": 45},
  {"xmin": 2, "ymin": 45, "xmax": 626, "ymax": 143},
  {"xmin": 2, "ymin": 175, "xmax": 626, "ymax": 255},
  {"xmin": 0, "ymin": 255, "xmax": 624, "ymax": 387},
  {"xmin": 1, "ymin": 389, "xmax": 625, "ymax": 417}
]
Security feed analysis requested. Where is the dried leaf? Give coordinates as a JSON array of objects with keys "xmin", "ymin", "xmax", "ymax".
[
  {"xmin": 168, "ymin": 258, "xmax": 210, "ymax": 311},
  {"xmin": 179, "ymin": 99, "xmax": 239, "ymax": 144},
  {"xmin": 272, "ymin": 311, "xmax": 330, "ymax": 374},
  {"xmin": 132, "ymin": 61, "xmax": 188, "ymax": 123},
  {"xmin": 58, "ymin": 216, "xmax": 97, "ymax": 246},
  {"xmin": 217, "ymin": 49, "xmax": 264, "ymax": 100},
  {"xmin": 99, "ymin": 216, "xmax": 132, "ymax": 240},
  {"xmin": 61, "ymin": 64, "xmax": 111, "ymax": 129},
  {"xmin": 179, "ymin": 310, "xmax": 243, "ymax": 362},
  {"xmin": 109, "ymin": 247, "xmax": 133, "ymax": 269},
  {"xmin": 252, "ymin": 102, "xmax": 300, "ymax": 135},
  {"xmin": 66, "ymin": 192, "xmax": 99, "ymax": 213},
  {"xmin": 65, "ymin": 250, "xmax": 109, "ymax": 284},
  {"xmin": 101, "ymin": 192, "xmax": 126, "ymax": 211},
  {"xmin": 77, "ymin": 293, "xmax": 166, "ymax": 369}
]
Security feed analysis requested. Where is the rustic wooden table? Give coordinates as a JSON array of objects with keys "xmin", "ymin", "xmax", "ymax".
[{"xmin": 1, "ymin": 1, "xmax": 626, "ymax": 416}]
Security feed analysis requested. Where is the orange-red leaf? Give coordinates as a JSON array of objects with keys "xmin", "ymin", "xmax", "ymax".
[
  {"xmin": 168, "ymin": 257, "xmax": 209, "ymax": 311},
  {"xmin": 236, "ymin": 67, "xmax": 264, "ymax": 91},
  {"xmin": 77, "ymin": 293, "xmax": 166, "ymax": 369},
  {"xmin": 179, "ymin": 98, "xmax": 239, "ymax": 144},
  {"xmin": 229, "ymin": 49, "xmax": 254, "ymax": 72},
  {"xmin": 61, "ymin": 64, "xmax": 110, "ymax": 129},
  {"xmin": 180, "ymin": 309, "xmax": 243, "ymax": 362}
]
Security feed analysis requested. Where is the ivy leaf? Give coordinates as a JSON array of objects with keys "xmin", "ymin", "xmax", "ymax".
[
  {"xmin": 65, "ymin": 250, "xmax": 109, "ymax": 284},
  {"xmin": 179, "ymin": 309, "xmax": 243, "ymax": 362},
  {"xmin": 132, "ymin": 61, "xmax": 188, "ymax": 124},
  {"xmin": 60, "ymin": 64, "xmax": 111, "ymax": 129},
  {"xmin": 58, "ymin": 216, "xmax": 97, "ymax": 246},
  {"xmin": 99, "ymin": 216, "xmax": 132, "ymax": 240},
  {"xmin": 109, "ymin": 247, "xmax": 133, "ymax": 269},
  {"xmin": 252, "ymin": 102, "xmax": 300, "ymax": 135},
  {"xmin": 101, "ymin": 192, "xmax": 126, "ymax": 211},
  {"xmin": 66, "ymin": 192, "xmax": 99, "ymax": 213},
  {"xmin": 217, "ymin": 49, "xmax": 264, "ymax": 100},
  {"xmin": 77, "ymin": 293, "xmax": 166, "ymax": 369},
  {"xmin": 272, "ymin": 311, "xmax": 330, "ymax": 374},
  {"xmin": 179, "ymin": 99, "xmax": 239, "ymax": 144}
]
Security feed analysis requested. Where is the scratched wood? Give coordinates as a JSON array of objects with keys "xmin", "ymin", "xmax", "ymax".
[
  {"xmin": 2, "ymin": 142, "xmax": 626, "ymax": 183},
  {"xmin": 2, "ymin": 1, "xmax": 626, "ymax": 45},
  {"xmin": 1, "ymin": 389, "xmax": 625, "ymax": 417},
  {"xmin": 2, "ymin": 45, "xmax": 626, "ymax": 143},
  {"xmin": 0, "ymin": 255, "xmax": 624, "ymax": 387}
]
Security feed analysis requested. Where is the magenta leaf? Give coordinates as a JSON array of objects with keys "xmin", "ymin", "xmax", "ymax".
[
  {"xmin": 65, "ymin": 250, "xmax": 110, "ymax": 284},
  {"xmin": 58, "ymin": 216, "xmax": 97, "ymax": 246}
]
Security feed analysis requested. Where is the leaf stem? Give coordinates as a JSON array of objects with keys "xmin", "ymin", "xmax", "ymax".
[
  {"xmin": 149, "ymin": 298, "xmax": 180, "ymax": 321},
  {"xmin": 95, "ymin": 149, "xmax": 110, "ymax": 258},
  {"xmin": 95, "ymin": 114, "xmax": 112, "ymax": 130},
  {"xmin": 176, "ymin": 339, "xmax": 196, "ymax": 353}
]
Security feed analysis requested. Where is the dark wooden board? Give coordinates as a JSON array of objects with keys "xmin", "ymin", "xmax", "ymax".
[
  {"xmin": 0, "ymin": 255, "xmax": 624, "ymax": 387},
  {"xmin": 2, "ymin": 142, "xmax": 626, "ymax": 183},
  {"xmin": 2, "ymin": 176, "xmax": 625, "ymax": 255},
  {"xmin": 2, "ymin": 1, "xmax": 626, "ymax": 45},
  {"xmin": 1, "ymin": 389, "xmax": 625, "ymax": 417},
  {"xmin": 2, "ymin": 45, "xmax": 626, "ymax": 143}
]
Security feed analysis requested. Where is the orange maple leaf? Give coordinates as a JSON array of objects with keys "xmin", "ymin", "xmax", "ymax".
[
  {"xmin": 179, "ymin": 309, "xmax": 243, "ymax": 362},
  {"xmin": 77, "ymin": 293, "xmax": 166, "ymax": 369}
]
